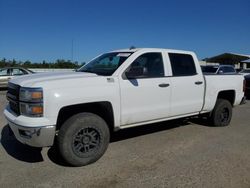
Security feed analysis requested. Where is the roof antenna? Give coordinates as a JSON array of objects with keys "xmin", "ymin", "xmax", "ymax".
[{"xmin": 130, "ymin": 46, "xmax": 136, "ymax": 50}]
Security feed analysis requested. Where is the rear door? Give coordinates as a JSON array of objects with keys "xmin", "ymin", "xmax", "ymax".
[
  {"xmin": 119, "ymin": 52, "xmax": 171, "ymax": 125},
  {"xmin": 167, "ymin": 53, "xmax": 204, "ymax": 116}
]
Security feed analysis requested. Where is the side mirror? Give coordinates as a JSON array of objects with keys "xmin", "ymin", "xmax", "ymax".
[{"xmin": 125, "ymin": 66, "xmax": 145, "ymax": 79}]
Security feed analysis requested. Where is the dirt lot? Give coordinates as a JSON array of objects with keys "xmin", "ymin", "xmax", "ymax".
[{"xmin": 0, "ymin": 90, "xmax": 250, "ymax": 188}]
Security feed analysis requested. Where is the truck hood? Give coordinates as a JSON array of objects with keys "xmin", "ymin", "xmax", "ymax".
[{"xmin": 10, "ymin": 71, "xmax": 99, "ymax": 87}]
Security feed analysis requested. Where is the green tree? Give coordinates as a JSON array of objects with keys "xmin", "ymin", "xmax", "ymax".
[{"xmin": 0, "ymin": 58, "xmax": 82, "ymax": 69}]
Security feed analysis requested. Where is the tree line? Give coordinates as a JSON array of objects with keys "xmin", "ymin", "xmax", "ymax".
[{"xmin": 0, "ymin": 58, "xmax": 86, "ymax": 69}]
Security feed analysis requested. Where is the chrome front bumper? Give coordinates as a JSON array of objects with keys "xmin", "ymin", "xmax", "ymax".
[
  {"xmin": 4, "ymin": 105, "xmax": 56, "ymax": 147},
  {"xmin": 7, "ymin": 120, "xmax": 56, "ymax": 147}
]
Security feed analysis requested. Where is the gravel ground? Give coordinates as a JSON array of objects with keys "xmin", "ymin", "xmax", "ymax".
[{"xmin": 0, "ymin": 91, "xmax": 250, "ymax": 188}]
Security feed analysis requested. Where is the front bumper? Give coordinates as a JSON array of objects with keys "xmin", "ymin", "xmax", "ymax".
[
  {"xmin": 4, "ymin": 106, "xmax": 56, "ymax": 147},
  {"xmin": 7, "ymin": 121, "xmax": 55, "ymax": 147}
]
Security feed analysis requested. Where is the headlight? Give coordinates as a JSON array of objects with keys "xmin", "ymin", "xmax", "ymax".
[
  {"xmin": 19, "ymin": 87, "xmax": 43, "ymax": 102},
  {"xmin": 20, "ymin": 103, "xmax": 43, "ymax": 117},
  {"xmin": 19, "ymin": 87, "xmax": 43, "ymax": 117}
]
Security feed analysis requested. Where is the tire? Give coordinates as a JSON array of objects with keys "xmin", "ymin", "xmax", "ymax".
[
  {"xmin": 57, "ymin": 112, "xmax": 110, "ymax": 166},
  {"xmin": 209, "ymin": 99, "xmax": 232, "ymax": 127}
]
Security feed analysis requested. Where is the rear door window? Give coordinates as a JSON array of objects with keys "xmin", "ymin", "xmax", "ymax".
[{"xmin": 169, "ymin": 53, "xmax": 197, "ymax": 76}]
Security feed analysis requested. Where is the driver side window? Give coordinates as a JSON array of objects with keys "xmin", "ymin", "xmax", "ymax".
[{"xmin": 125, "ymin": 53, "xmax": 164, "ymax": 79}]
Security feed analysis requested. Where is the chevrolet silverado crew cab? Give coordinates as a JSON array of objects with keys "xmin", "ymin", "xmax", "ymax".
[{"xmin": 4, "ymin": 48, "xmax": 245, "ymax": 166}]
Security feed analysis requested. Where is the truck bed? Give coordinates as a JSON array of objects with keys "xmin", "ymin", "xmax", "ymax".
[{"xmin": 202, "ymin": 74, "xmax": 244, "ymax": 112}]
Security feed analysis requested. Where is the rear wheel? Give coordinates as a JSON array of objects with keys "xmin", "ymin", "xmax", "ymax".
[
  {"xmin": 209, "ymin": 99, "xmax": 232, "ymax": 127},
  {"xmin": 58, "ymin": 112, "xmax": 110, "ymax": 166}
]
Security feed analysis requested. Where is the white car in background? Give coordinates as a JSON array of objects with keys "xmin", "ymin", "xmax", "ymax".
[
  {"xmin": 201, "ymin": 65, "xmax": 236, "ymax": 75},
  {"xmin": 0, "ymin": 67, "xmax": 33, "ymax": 88}
]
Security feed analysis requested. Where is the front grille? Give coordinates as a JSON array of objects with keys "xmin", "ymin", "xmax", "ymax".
[{"xmin": 7, "ymin": 83, "xmax": 20, "ymax": 115}]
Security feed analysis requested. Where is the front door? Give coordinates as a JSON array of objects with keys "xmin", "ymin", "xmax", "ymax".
[{"xmin": 119, "ymin": 52, "xmax": 171, "ymax": 125}]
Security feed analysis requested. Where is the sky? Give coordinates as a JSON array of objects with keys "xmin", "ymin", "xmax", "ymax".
[{"xmin": 0, "ymin": 0, "xmax": 249, "ymax": 63}]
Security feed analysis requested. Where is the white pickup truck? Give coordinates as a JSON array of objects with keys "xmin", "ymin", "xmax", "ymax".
[{"xmin": 4, "ymin": 48, "xmax": 245, "ymax": 166}]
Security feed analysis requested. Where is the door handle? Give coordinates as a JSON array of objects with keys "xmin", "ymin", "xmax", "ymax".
[
  {"xmin": 158, "ymin": 83, "xmax": 170, "ymax": 88},
  {"xmin": 195, "ymin": 81, "xmax": 203, "ymax": 85}
]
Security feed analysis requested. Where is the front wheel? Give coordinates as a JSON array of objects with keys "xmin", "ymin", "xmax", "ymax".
[
  {"xmin": 57, "ymin": 112, "xmax": 110, "ymax": 166},
  {"xmin": 209, "ymin": 99, "xmax": 232, "ymax": 127}
]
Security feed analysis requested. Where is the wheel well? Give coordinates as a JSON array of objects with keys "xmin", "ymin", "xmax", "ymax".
[
  {"xmin": 217, "ymin": 90, "xmax": 235, "ymax": 106},
  {"xmin": 56, "ymin": 102, "xmax": 114, "ymax": 132}
]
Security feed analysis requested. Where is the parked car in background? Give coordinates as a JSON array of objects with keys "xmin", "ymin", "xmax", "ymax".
[
  {"xmin": 240, "ymin": 69, "xmax": 250, "ymax": 76},
  {"xmin": 0, "ymin": 67, "xmax": 33, "ymax": 88},
  {"xmin": 201, "ymin": 65, "xmax": 236, "ymax": 75},
  {"xmin": 245, "ymin": 74, "xmax": 250, "ymax": 99}
]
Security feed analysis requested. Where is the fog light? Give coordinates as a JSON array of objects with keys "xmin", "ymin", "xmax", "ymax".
[
  {"xmin": 19, "ymin": 129, "xmax": 32, "ymax": 138},
  {"xmin": 18, "ymin": 128, "xmax": 41, "ymax": 138}
]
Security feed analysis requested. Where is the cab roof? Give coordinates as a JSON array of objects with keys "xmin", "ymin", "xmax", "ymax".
[{"xmin": 111, "ymin": 48, "xmax": 194, "ymax": 54}]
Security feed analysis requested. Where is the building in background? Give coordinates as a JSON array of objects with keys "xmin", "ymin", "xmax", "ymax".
[{"xmin": 203, "ymin": 53, "xmax": 250, "ymax": 69}]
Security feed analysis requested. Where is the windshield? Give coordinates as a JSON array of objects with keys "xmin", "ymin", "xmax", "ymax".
[
  {"xmin": 201, "ymin": 66, "xmax": 218, "ymax": 73},
  {"xmin": 78, "ymin": 52, "xmax": 133, "ymax": 76}
]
